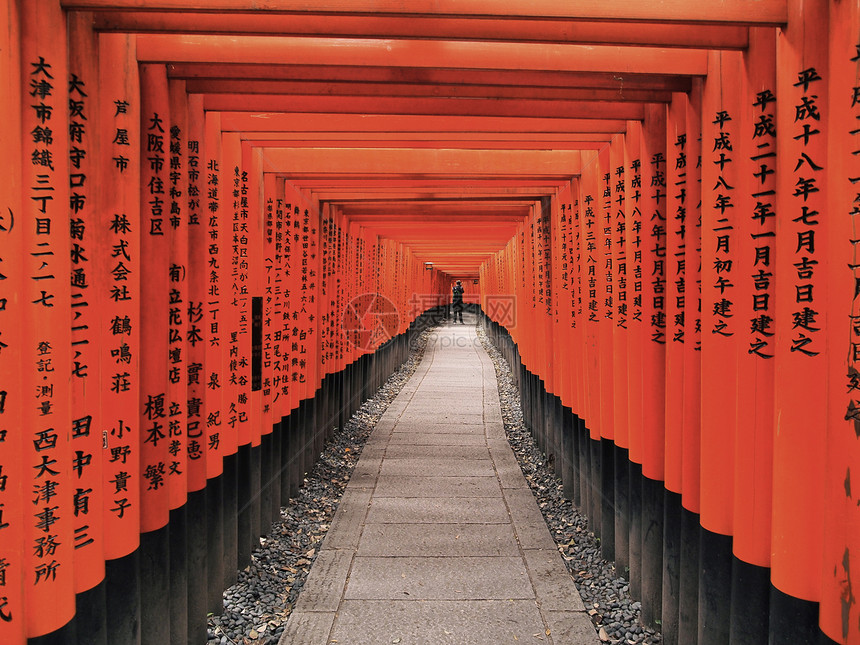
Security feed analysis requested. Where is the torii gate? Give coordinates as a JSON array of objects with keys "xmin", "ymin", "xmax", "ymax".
[{"xmin": 1, "ymin": 1, "xmax": 859, "ymax": 644}]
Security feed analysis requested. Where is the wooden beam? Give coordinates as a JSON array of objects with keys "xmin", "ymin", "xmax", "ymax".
[
  {"xmin": 258, "ymin": 147, "xmax": 582, "ymax": 176},
  {"xmin": 63, "ymin": 1, "xmax": 788, "ymax": 26},
  {"xmin": 136, "ymin": 35, "xmax": 710, "ymax": 76},
  {"xmin": 247, "ymin": 132, "xmax": 611, "ymax": 141},
  {"xmin": 170, "ymin": 64, "xmax": 694, "ymax": 92},
  {"xmin": 309, "ymin": 188, "xmax": 558, "ymax": 200},
  {"xmin": 185, "ymin": 79, "xmax": 672, "ymax": 102},
  {"xmin": 250, "ymin": 139, "xmax": 609, "ymax": 150},
  {"xmin": 221, "ymin": 112, "xmax": 628, "ymax": 133},
  {"xmin": 283, "ymin": 178, "xmax": 567, "ymax": 188},
  {"xmin": 90, "ymin": 12, "xmax": 749, "ymax": 49},
  {"xmin": 202, "ymin": 93, "xmax": 646, "ymax": 119},
  {"xmin": 242, "ymin": 133, "xmax": 611, "ymax": 149}
]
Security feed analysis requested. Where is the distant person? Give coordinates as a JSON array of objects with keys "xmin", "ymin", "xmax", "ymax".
[{"xmin": 452, "ymin": 280, "xmax": 465, "ymax": 323}]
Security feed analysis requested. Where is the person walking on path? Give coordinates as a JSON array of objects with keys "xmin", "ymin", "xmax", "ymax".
[{"xmin": 451, "ymin": 279, "xmax": 465, "ymax": 323}]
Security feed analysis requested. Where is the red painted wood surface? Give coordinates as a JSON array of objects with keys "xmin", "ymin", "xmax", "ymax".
[
  {"xmin": 20, "ymin": 0, "xmax": 75, "ymax": 635},
  {"xmin": 4, "ymin": 2, "xmax": 860, "ymax": 643}
]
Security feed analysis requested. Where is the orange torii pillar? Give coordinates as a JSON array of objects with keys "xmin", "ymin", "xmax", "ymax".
[
  {"xmin": 678, "ymin": 76, "xmax": 703, "ymax": 645},
  {"xmin": 270, "ymin": 178, "xmax": 293, "ymax": 506},
  {"xmin": 663, "ymin": 91, "xmax": 689, "ymax": 645},
  {"xmin": 0, "ymin": 0, "xmax": 24, "ymax": 641},
  {"xmin": 699, "ymin": 48, "xmax": 744, "ymax": 645},
  {"xmin": 98, "ymin": 31, "xmax": 142, "ymax": 645},
  {"xmin": 166, "ymin": 76, "xmax": 190, "ymax": 645},
  {"xmin": 639, "ymin": 103, "xmax": 668, "ymax": 630},
  {"xmin": 578, "ymin": 151, "xmax": 602, "ymax": 534},
  {"xmin": 729, "ymin": 27, "xmax": 777, "ymax": 645},
  {"xmin": 262, "ymin": 173, "xmax": 285, "ymax": 514},
  {"xmin": 772, "ymin": 0, "xmax": 829, "ymax": 641},
  {"xmin": 184, "ymin": 91, "xmax": 210, "ymax": 643},
  {"xmin": 597, "ymin": 147, "xmax": 617, "ymax": 563},
  {"xmin": 819, "ymin": 3, "xmax": 860, "ymax": 645},
  {"xmin": 260, "ymin": 170, "xmax": 282, "ymax": 535},
  {"xmin": 203, "ymin": 109, "xmax": 233, "ymax": 606},
  {"xmin": 280, "ymin": 184, "xmax": 302, "ymax": 499},
  {"xmin": 235, "ymin": 143, "xmax": 262, "ymax": 552},
  {"xmin": 20, "ymin": 1, "xmax": 75, "ymax": 641},
  {"xmin": 138, "ymin": 61, "xmax": 172, "ymax": 645},
  {"xmin": 221, "ymin": 131, "xmax": 253, "ymax": 574},
  {"xmin": 610, "ymin": 135, "xmax": 632, "ymax": 582},
  {"xmin": 67, "ymin": 12, "xmax": 107, "ymax": 644},
  {"xmin": 623, "ymin": 121, "xmax": 645, "ymax": 602},
  {"xmin": 553, "ymin": 183, "xmax": 577, "ymax": 508},
  {"xmin": 825, "ymin": 2, "xmax": 860, "ymax": 644}
]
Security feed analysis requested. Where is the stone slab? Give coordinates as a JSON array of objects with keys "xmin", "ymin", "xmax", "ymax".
[
  {"xmin": 542, "ymin": 610, "xmax": 600, "ymax": 643},
  {"xmin": 343, "ymin": 556, "xmax": 534, "ymax": 600},
  {"xmin": 392, "ymin": 423, "xmax": 486, "ymax": 434},
  {"xmin": 522, "ymin": 548, "xmax": 587, "ymax": 612},
  {"xmin": 364, "ymin": 497, "xmax": 511, "ymax": 524},
  {"xmin": 382, "ymin": 444, "xmax": 491, "ymax": 460},
  {"xmin": 357, "ymin": 523, "xmax": 519, "ymax": 557},
  {"xmin": 379, "ymin": 457, "xmax": 495, "ymax": 478},
  {"xmin": 387, "ymin": 432, "xmax": 487, "ymax": 446},
  {"xmin": 404, "ymin": 404, "xmax": 486, "ymax": 417},
  {"xmin": 346, "ymin": 467, "xmax": 379, "ymax": 489},
  {"xmin": 504, "ymin": 489, "xmax": 561, "ymax": 551},
  {"xmin": 278, "ymin": 611, "xmax": 336, "ymax": 645},
  {"xmin": 293, "ymin": 549, "xmax": 353, "ymax": 613},
  {"xmin": 373, "ymin": 475, "xmax": 501, "ymax": 498},
  {"xmin": 328, "ymin": 600, "xmax": 550, "ymax": 645},
  {"xmin": 322, "ymin": 488, "xmax": 372, "ymax": 550}
]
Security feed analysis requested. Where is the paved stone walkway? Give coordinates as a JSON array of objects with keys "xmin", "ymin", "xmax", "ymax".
[{"xmin": 280, "ymin": 314, "xmax": 598, "ymax": 644}]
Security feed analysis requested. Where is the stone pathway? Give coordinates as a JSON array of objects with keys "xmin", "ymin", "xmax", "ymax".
[{"xmin": 280, "ymin": 314, "xmax": 598, "ymax": 644}]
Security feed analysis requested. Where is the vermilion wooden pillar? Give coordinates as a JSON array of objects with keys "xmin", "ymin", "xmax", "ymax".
[
  {"xmin": 577, "ymin": 159, "xmax": 600, "ymax": 528},
  {"xmin": 610, "ymin": 137, "xmax": 631, "ymax": 581},
  {"xmin": 597, "ymin": 146, "xmax": 616, "ymax": 560},
  {"xmin": 639, "ymin": 103, "xmax": 667, "ymax": 630},
  {"xmin": 623, "ymin": 120, "xmax": 645, "ymax": 602},
  {"xmin": 138, "ymin": 61, "xmax": 172, "ymax": 645},
  {"xmin": 0, "ymin": 1, "xmax": 25, "ymax": 642},
  {"xmin": 67, "ymin": 12, "xmax": 107, "ymax": 645},
  {"xmin": 772, "ymin": 0, "xmax": 829, "ymax": 640},
  {"xmin": 21, "ymin": 1, "xmax": 75, "ymax": 640},
  {"xmin": 222, "ymin": 131, "xmax": 249, "ymax": 573},
  {"xmin": 730, "ymin": 27, "xmax": 778, "ymax": 645},
  {"xmin": 552, "ymin": 182, "xmax": 574, "ymax": 503},
  {"xmin": 166, "ymin": 77, "xmax": 190, "ymax": 645},
  {"xmin": 699, "ymin": 48, "xmax": 744, "ymax": 645},
  {"xmin": 824, "ymin": 2, "xmax": 860, "ymax": 643},
  {"xmin": 245, "ymin": 145, "xmax": 267, "ymax": 538},
  {"xmin": 98, "ymin": 31, "xmax": 141, "ymax": 645},
  {"xmin": 203, "ymin": 109, "xmax": 229, "ymax": 608},
  {"xmin": 262, "ymin": 172, "xmax": 279, "ymax": 525},
  {"xmin": 528, "ymin": 202, "xmax": 543, "ymax": 453},
  {"xmin": 183, "ymin": 90, "xmax": 209, "ymax": 645},
  {"xmin": 167, "ymin": 79, "xmax": 189, "ymax": 515},
  {"xmin": 679, "ymin": 76, "xmax": 703, "ymax": 645},
  {"xmin": 272, "ymin": 179, "xmax": 292, "ymax": 503},
  {"xmin": 662, "ymin": 92, "xmax": 688, "ymax": 645}
]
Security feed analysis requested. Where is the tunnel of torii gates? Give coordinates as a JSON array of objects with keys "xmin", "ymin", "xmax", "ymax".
[{"xmin": 3, "ymin": 0, "xmax": 860, "ymax": 644}]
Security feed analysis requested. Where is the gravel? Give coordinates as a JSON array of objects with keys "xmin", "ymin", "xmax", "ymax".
[
  {"xmin": 206, "ymin": 327, "xmax": 434, "ymax": 645},
  {"xmin": 476, "ymin": 321, "xmax": 663, "ymax": 645},
  {"xmin": 207, "ymin": 315, "xmax": 661, "ymax": 645}
]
